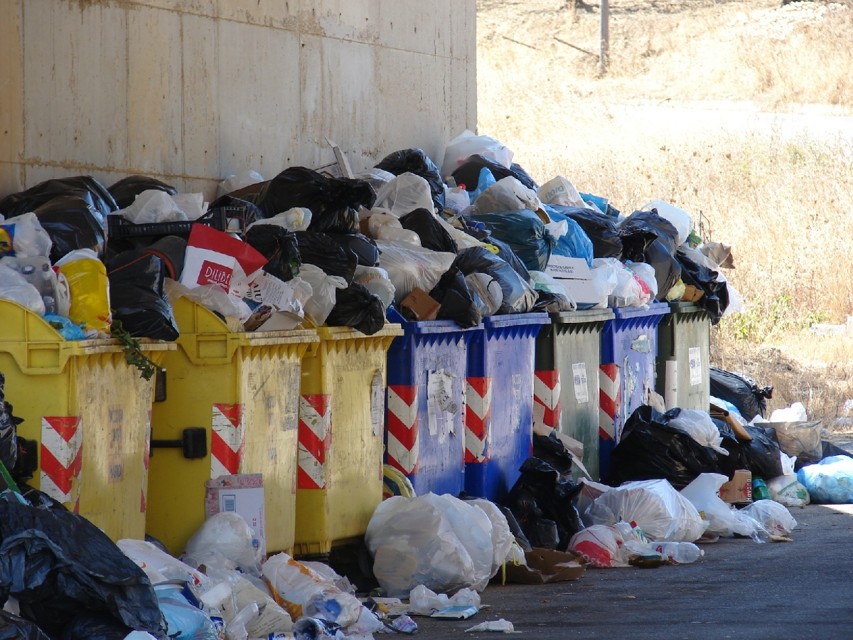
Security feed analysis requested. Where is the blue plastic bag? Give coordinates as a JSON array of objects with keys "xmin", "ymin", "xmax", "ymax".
[
  {"xmin": 542, "ymin": 205, "xmax": 594, "ymax": 266},
  {"xmin": 465, "ymin": 209, "xmax": 555, "ymax": 272},
  {"xmin": 154, "ymin": 585, "xmax": 219, "ymax": 640},
  {"xmin": 797, "ymin": 455, "xmax": 853, "ymax": 503}
]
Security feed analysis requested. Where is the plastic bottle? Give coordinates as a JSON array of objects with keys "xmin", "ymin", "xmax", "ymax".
[
  {"xmin": 752, "ymin": 477, "xmax": 771, "ymax": 501},
  {"xmin": 653, "ymin": 541, "xmax": 704, "ymax": 564}
]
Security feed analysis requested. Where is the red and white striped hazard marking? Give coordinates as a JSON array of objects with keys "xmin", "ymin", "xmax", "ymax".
[
  {"xmin": 465, "ymin": 377, "xmax": 492, "ymax": 463},
  {"xmin": 533, "ymin": 370, "xmax": 562, "ymax": 431},
  {"xmin": 298, "ymin": 394, "xmax": 332, "ymax": 489},
  {"xmin": 386, "ymin": 385, "xmax": 419, "ymax": 475},
  {"xmin": 599, "ymin": 364, "xmax": 621, "ymax": 442},
  {"xmin": 40, "ymin": 416, "xmax": 82, "ymax": 509},
  {"xmin": 211, "ymin": 403, "xmax": 245, "ymax": 479}
]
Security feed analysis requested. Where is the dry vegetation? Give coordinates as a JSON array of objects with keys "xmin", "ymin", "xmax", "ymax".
[{"xmin": 477, "ymin": 0, "xmax": 853, "ymax": 428}]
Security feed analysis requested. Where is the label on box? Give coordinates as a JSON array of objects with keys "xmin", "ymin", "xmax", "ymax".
[
  {"xmin": 572, "ymin": 362, "xmax": 589, "ymax": 404},
  {"xmin": 544, "ymin": 255, "xmax": 593, "ymax": 280},
  {"xmin": 205, "ymin": 473, "xmax": 265, "ymax": 557},
  {"xmin": 689, "ymin": 347, "xmax": 702, "ymax": 386}
]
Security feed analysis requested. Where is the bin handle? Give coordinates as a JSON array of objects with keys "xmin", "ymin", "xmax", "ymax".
[{"xmin": 151, "ymin": 427, "xmax": 207, "ymax": 459}]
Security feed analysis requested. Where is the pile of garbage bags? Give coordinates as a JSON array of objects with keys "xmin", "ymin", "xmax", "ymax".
[{"xmin": 0, "ymin": 130, "xmax": 742, "ymax": 348}]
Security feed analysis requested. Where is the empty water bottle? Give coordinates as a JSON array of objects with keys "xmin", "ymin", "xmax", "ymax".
[{"xmin": 653, "ymin": 541, "xmax": 704, "ymax": 564}]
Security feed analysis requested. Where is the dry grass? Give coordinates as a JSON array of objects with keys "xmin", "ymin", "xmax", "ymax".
[{"xmin": 477, "ymin": 0, "xmax": 853, "ymax": 428}]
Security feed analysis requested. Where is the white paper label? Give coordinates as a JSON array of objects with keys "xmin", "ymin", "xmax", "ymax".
[
  {"xmin": 370, "ymin": 371, "xmax": 384, "ymax": 436},
  {"xmin": 689, "ymin": 347, "xmax": 702, "ymax": 386},
  {"xmin": 572, "ymin": 362, "xmax": 589, "ymax": 404},
  {"xmin": 428, "ymin": 370, "xmax": 458, "ymax": 442}
]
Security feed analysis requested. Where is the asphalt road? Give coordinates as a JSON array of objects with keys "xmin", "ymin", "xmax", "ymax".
[{"xmin": 411, "ymin": 503, "xmax": 853, "ymax": 639}]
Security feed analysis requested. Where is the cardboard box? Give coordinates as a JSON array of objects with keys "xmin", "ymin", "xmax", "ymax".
[
  {"xmin": 399, "ymin": 288, "xmax": 440, "ymax": 321},
  {"xmin": 502, "ymin": 548, "xmax": 586, "ymax": 584},
  {"xmin": 720, "ymin": 469, "xmax": 752, "ymax": 504},
  {"xmin": 543, "ymin": 255, "xmax": 604, "ymax": 307},
  {"xmin": 205, "ymin": 473, "xmax": 266, "ymax": 556}
]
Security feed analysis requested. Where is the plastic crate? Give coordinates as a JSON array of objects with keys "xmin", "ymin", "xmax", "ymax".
[
  {"xmin": 0, "ymin": 300, "xmax": 174, "ymax": 541},
  {"xmin": 384, "ymin": 309, "xmax": 478, "ymax": 497},
  {"xmin": 294, "ymin": 324, "xmax": 403, "ymax": 557},
  {"xmin": 146, "ymin": 297, "xmax": 317, "ymax": 556},
  {"xmin": 599, "ymin": 302, "xmax": 670, "ymax": 481},
  {"xmin": 107, "ymin": 206, "xmax": 227, "ymax": 240},
  {"xmin": 656, "ymin": 302, "xmax": 711, "ymax": 412},
  {"xmin": 534, "ymin": 308, "xmax": 614, "ymax": 481},
  {"xmin": 464, "ymin": 313, "xmax": 550, "ymax": 502}
]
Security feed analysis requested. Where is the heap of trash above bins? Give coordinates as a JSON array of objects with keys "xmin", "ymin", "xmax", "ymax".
[{"xmin": 0, "ymin": 129, "xmax": 740, "ymax": 345}]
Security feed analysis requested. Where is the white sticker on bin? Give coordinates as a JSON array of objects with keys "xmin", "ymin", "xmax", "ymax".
[
  {"xmin": 428, "ymin": 370, "xmax": 458, "ymax": 442},
  {"xmin": 689, "ymin": 347, "xmax": 702, "ymax": 386},
  {"xmin": 572, "ymin": 362, "xmax": 589, "ymax": 404}
]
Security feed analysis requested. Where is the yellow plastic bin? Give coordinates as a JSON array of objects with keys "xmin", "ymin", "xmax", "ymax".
[
  {"xmin": 147, "ymin": 297, "xmax": 318, "ymax": 557},
  {"xmin": 294, "ymin": 324, "xmax": 402, "ymax": 557},
  {"xmin": 0, "ymin": 299, "xmax": 173, "ymax": 541}
]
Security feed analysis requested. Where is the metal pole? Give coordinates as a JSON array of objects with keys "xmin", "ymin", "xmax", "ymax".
[{"xmin": 600, "ymin": 0, "xmax": 610, "ymax": 74}]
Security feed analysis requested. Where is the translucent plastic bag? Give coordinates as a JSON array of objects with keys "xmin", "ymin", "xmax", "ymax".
[
  {"xmin": 626, "ymin": 261, "xmax": 659, "ymax": 300},
  {"xmin": 375, "ymin": 240, "xmax": 456, "ymax": 304},
  {"xmin": 741, "ymin": 499, "xmax": 798, "ymax": 536},
  {"xmin": 679, "ymin": 473, "xmax": 738, "ymax": 536},
  {"xmin": 441, "ymin": 130, "xmax": 514, "ymax": 178},
  {"xmin": 588, "ymin": 479, "xmax": 708, "ymax": 542},
  {"xmin": 766, "ymin": 418, "xmax": 823, "ymax": 465},
  {"xmin": 217, "ymin": 169, "xmax": 265, "ymax": 199},
  {"xmin": 0, "ymin": 263, "xmax": 45, "ymax": 315},
  {"xmin": 641, "ymin": 199, "xmax": 694, "ymax": 247},
  {"xmin": 55, "ymin": 248, "xmax": 111, "ymax": 336},
  {"xmin": 473, "ymin": 177, "xmax": 543, "ymax": 215},
  {"xmin": 116, "ymin": 190, "xmax": 188, "ymax": 225},
  {"xmin": 0, "ymin": 212, "xmax": 53, "ymax": 258},
  {"xmin": 365, "ymin": 493, "xmax": 494, "ymax": 597},
  {"xmin": 183, "ymin": 512, "xmax": 263, "ymax": 577},
  {"xmin": 767, "ymin": 474, "xmax": 810, "ymax": 508},
  {"xmin": 666, "ymin": 409, "xmax": 730, "ymax": 455},
  {"xmin": 353, "ymin": 266, "xmax": 395, "ymax": 309},
  {"xmin": 568, "ymin": 524, "xmax": 631, "ymax": 568},
  {"xmin": 154, "ymin": 585, "xmax": 219, "ymax": 640},
  {"xmin": 797, "ymin": 455, "xmax": 853, "ymax": 503},
  {"xmin": 297, "ymin": 264, "xmax": 347, "ymax": 326},
  {"xmin": 117, "ymin": 539, "xmax": 207, "ymax": 587},
  {"xmin": 247, "ymin": 207, "xmax": 312, "ymax": 233},
  {"xmin": 374, "ymin": 172, "xmax": 436, "ymax": 217},
  {"xmin": 468, "ymin": 499, "xmax": 514, "ymax": 576}
]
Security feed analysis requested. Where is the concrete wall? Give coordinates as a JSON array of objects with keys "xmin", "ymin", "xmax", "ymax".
[{"xmin": 0, "ymin": 0, "xmax": 476, "ymax": 200}]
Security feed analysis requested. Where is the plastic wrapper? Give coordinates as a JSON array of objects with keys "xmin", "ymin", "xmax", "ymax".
[
  {"xmin": 0, "ymin": 212, "xmax": 53, "ymax": 258},
  {"xmin": 0, "ymin": 610, "xmax": 51, "ymax": 640},
  {"xmin": 294, "ymin": 231, "xmax": 358, "ymax": 283},
  {"xmin": 452, "ymin": 246, "xmax": 537, "ymax": 314},
  {"xmin": 741, "ymin": 499, "xmax": 798, "ymax": 536},
  {"xmin": 0, "ymin": 497, "xmax": 166, "ymax": 638},
  {"xmin": 374, "ymin": 172, "xmax": 436, "ymax": 217},
  {"xmin": 467, "ymin": 209, "xmax": 555, "ymax": 272},
  {"xmin": 399, "ymin": 208, "xmax": 458, "ymax": 254},
  {"xmin": 183, "ymin": 512, "xmax": 263, "ymax": 577},
  {"xmin": 253, "ymin": 167, "xmax": 375, "ymax": 233},
  {"xmin": 262, "ymin": 553, "xmax": 362, "ymax": 627},
  {"xmin": 408, "ymin": 585, "xmax": 481, "ymax": 616},
  {"xmin": 606, "ymin": 406, "xmax": 722, "ymax": 489},
  {"xmin": 334, "ymin": 233, "xmax": 380, "ymax": 267},
  {"xmin": 325, "ymin": 282, "xmax": 385, "ymax": 334},
  {"xmin": 107, "ymin": 250, "xmax": 180, "ymax": 341},
  {"xmin": 429, "ymin": 266, "xmax": 481, "ymax": 328},
  {"xmin": 0, "ymin": 175, "xmax": 117, "ymax": 221},
  {"xmin": 375, "ymin": 240, "xmax": 456, "ymax": 304},
  {"xmin": 709, "ymin": 367, "xmax": 773, "ymax": 422},
  {"xmin": 451, "ymin": 154, "xmax": 537, "ymax": 191},
  {"xmin": 441, "ymin": 130, "xmax": 514, "ymax": 178},
  {"xmin": 244, "ymin": 224, "xmax": 301, "ymax": 282},
  {"xmin": 587, "ymin": 478, "xmax": 708, "ymax": 542},
  {"xmin": 365, "ymin": 493, "xmax": 494, "ymax": 597},
  {"xmin": 55, "ymin": 248, "xmax": 111, "ymax": 336},
  {"xmin": 797, "ymin": 455, "xmax": 853, "ymax": 504},
  {"xmin": 374, "ymin": 148, "xmax": 446, "ymax": 213},
  {"xmin": 298, "ymin": 264, "xmax": 347, "ymax": 327},
  {"xmin": 767, "ymin": 474, "xmax": 810, "ymax": 507}
]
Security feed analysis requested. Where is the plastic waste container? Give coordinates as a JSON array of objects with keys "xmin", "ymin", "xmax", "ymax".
[
  {"xmin": 0, "ymin": 299, "xmax": 174, "ymax": 541},
  {"xmin": 599, "ymin": 302, "xmax": 670, "ymax": 481},
  {"xmin": 383, "ymin": 309, "xmax": 478, "ymax": 497},
  {"xmin": 464, "ymin": 313, "xmax": 550, "ymax": 502},
  {"xmin": 655, "ymin": 302, "xmax": 711, "ymax": 412},
  {"xmin": 147, "ymin": 297, "xmax": 318, "ymax": 556},
  {"xmin": 534, "ymin": 308, "xmax": 614, "ymax": 481},
  {"xmin": 294, "ymin": 324, "xmax": 403, "ymax": 557}
]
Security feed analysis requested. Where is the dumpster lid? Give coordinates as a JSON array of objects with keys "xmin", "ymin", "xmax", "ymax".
[
  {"xmin": 483, "ymin": 312, "xmax": 551, "ymax": 329},
  {"xmin": 667, "ymin": 301, "xmax": 710, "ymax": 315},
  {"xmin": 387, "ymin": 307, "xmax": 479, "ymax": 335},
  {"xmin": 315, "ymin": 324, "xmax": 404, "ymax": 341},
  {"xmin": 549, "ymin": 308, "xmax": 614, "ymax": 325},
  {"xmin": 611, "ymin": 301, "xmax": 671, "ymax": 320}
]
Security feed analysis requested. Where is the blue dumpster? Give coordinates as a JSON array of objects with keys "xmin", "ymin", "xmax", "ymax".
[
  {"xmin": 599, "ymin": 302, "xmax": 670, "ymax": 481},
  {"xmin": 464, "ymin": 313, "xmax": 551, "ymax": 502},
  {"xmin": 384, "ymin": 309, "xmax": 478, "ymax": 497}
]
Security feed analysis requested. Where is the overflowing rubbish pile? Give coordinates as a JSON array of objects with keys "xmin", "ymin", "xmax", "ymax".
[{"xmin": 2, "ymin": 129, "xmax": 852, "ymax": 639}]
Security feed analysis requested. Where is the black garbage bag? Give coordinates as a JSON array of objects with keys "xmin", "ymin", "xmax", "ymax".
[
  {"xmin": 676, "ymin": 248, "xmax": 730, "ymax": 323},
  {"xmin": 294, "ymin": 231, "xmax": 358, "ymax": 283},
  {"xmin": 498, "ymin": 505, "xmax": 532, "ymax": 552},
  {"xmin": 504, "ymin": 456, "xmax": 583, "ymax": 551},
  {"xmin": 32, "ymin": 196, "xmax": 106, "ymax": 262},
  {"xmin": 821, "ymin": 440, "xmax": 853, "ymax": 461},
  {"xmin": 11, "ymin": 436, "xmax": 37, "ymax": 484},
  {"xmin": 466, "ymin": 210, "xmax": 556, "ymax": 272},
  {"xmin": 334, "ymin": 233, "xmax": 380, "ymax": 267},
  {"xmin": 0, "ymin": 176, "xmax": 117, "ymax": 221},
  {"xmin": 107, "ymin": 250, "xmax": 179, "ymax": 341},
  {"xmin": 374, "ymin": 148, "xmax": 446, "ymax": 213},
  {"xmin": 108, "ymin": 175, "xmax": 177, "ymax": 210},
  {"xmin": 245, "ymin": 225, "xmax": 301, "ymax": 282},
  {"xmin": 429, "ymin": 266, "xmax": 481, "ymax": 328},
  {"xmin": 619, "ymin": 210, "xmax": 681, "ymax": 299},
  {"xmin": 462, "ymin": 228, "xmax": 531, "ymax": 282},
  {"xmin": 0, "ymin": 498, "xmax": 166, "ymax": 638},
  {"xmin": 713, "ymin": 419, "xmax": 752, "ymax": 479},
  {"xmin": 606, "ymin": 405, "xmax": 722, "ymax": 489},
  {"xmin": 253, "ymin": 167, "xmax": 375, "ymax": 234},
  {"xmin": 452, "ymin": 247, "xmax": 537, "ymax": 314},
  {"xmin": 142, "ymin": 235, "xmax": 187, "ymax": 281},
  {"xmin": 0, "ymin": 373, "xmax": 18, "ymax": 474},
  {"xmin": 0, "ymin": 611, "xmax": 50, "ymax": 640},
  {"xmin": 547, "ymin": 205, "xmax": 622, "ymax": 258},
  {"xmin": 742, "ymin": 424, "xmax": 783, "ymax": 480},
  {"xmin": 325, "ymin": 282, "xmax": 385, "ymax": 335},
  {"xmin": 709, "ymin": 366, "xmax": 773, "ymax": 421},
  {"xmin": 61, "ymin": 612, "xmax": 133, "ymax": 640},
  {"xmin": 400, "ymin": 208, "xmax": 458, "ymax": 254},
  {"xmin": 451, "ymin": 155, "xmax": 538, "ymax": 191}
]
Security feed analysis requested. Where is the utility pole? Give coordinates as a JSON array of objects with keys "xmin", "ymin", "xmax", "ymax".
[{"xmin": 600, "ymin": 0, "xmax": 610, "ymax": 74}]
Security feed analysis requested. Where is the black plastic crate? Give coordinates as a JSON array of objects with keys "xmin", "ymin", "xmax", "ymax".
[{"xmin": 107, "ymin": 206, "xmax": 228, "ymax": 240}]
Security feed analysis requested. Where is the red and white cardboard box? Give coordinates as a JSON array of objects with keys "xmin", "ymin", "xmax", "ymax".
[
  {"xmin": 205, "ymin": 473, "xmax": 266, "ymax": 557},
  {"xmin": 180, "ymin": 224, "xmax": 267, "ymax": 296}
]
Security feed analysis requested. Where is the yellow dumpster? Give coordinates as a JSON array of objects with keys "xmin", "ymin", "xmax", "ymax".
[
  {"xmin": 146, "ymin": 296, "xmax": 318, "ymax": 557},
  {"xmin": 294, "ymin": 324, "xmax": 402, "ymax": 557},
  {"xmin": 0, "ymin": 299, "xmax": 173, "ymax": 541}
]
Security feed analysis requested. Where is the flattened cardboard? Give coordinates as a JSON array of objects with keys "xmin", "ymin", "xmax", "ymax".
[
  {"xmin": 400, "ymin": 288, "xmax": 440, "ymax": 321},
  {"xmin": 720, "ymin": 469, "xmax": 752, "ymax": 505},
  {"xmin": 503, "ymin": 548, "xmax": 586, "ymax": 584}
]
